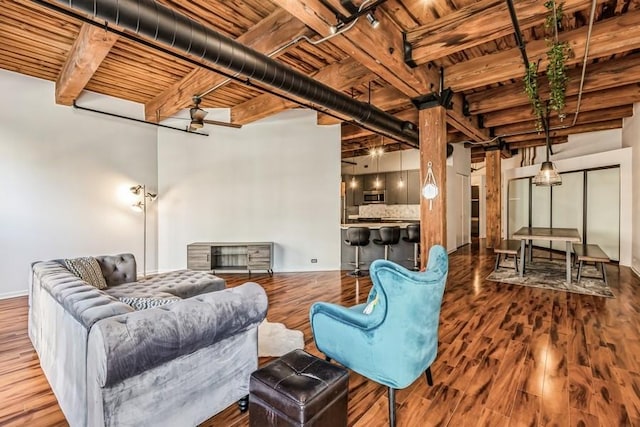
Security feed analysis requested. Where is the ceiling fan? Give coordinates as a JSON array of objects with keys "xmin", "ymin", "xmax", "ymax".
[{"xmin": 185, "ymin": 96, "xmax": 242, "ymax": 131}]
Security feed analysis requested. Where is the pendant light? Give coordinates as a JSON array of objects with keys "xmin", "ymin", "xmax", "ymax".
[
  {"xmin": 398, "ymin": 150, "xmax": 404, "ymax": 187},
  {"xmin": 350, "ymin": 163, "xmax": 357, "ymax": 188},
  {"xmin": 533, "ymin": 112, "xmax": 562, "ymax": 186}
]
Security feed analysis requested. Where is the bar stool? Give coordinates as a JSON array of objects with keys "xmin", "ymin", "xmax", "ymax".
[
  {"xmin": 403, "ymin": 223, "xmax": 420, "ymax": 271},
  {"xmin": 345, "ymin": 227, "xmax": 370, "ymax": 277},
  {"xmin": 373, "ymin": 226, "xmax": 401, "ymax": 260}
]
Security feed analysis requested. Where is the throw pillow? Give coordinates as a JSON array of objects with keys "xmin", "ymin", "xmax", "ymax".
[
  {"xmin": 118, "ymin": 296, "xmax": 180, "ymax": 311},
  {"xmin": 65, "ymin": 257, "xmax": 108, "ymax": 290}
]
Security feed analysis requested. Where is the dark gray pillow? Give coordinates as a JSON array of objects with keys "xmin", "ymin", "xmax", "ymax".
[{"xmin": 65, "ymin": 257, "xmax": 108, "ymax": 290}]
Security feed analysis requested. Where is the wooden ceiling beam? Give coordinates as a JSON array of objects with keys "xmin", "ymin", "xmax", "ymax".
[
  {"xmin": 144, "ymin": 9, "xmax": 308, "ymax": 122},
  {"xmin": 270, "ymin": 0, "xmax": 438, "ymax": 98},
  {"xmin": 506, "ymin": 136, "xmax": 569, "ymax": 150},
  {"xmin": 467, "ymin": 55, "xmax": 640, "ymax": 114},
  {"xmin": 231, "ymin": 58, "xmax": 372, "ymax": 124},
  {"xmin": 493, "ymin": 105, "xmax": 633, "ymax": 136},
  {"xmin": 55, "ymin": 23, "xmax": 119, "ymax": 106},
  {"xmin": 405, "ymin": 0, "xmax": 597, "ymax": 65},
  {"xmin": 483, "ymin": 84, "xmax": 640, "ymax": 128},
  {"xmin": 446, "ymin": 92, "xmax": 488, "ymax": 142},
  {"xmin": 318, "ymin": 86, "xmax": 410, "ymax": 125},
  {"xmin": 446, "ymin": 10, "xmax": 640, "ymax": 92},
  {"xmin": 501, "ymin": 119, "xmax": 623, "ymax": 143}
]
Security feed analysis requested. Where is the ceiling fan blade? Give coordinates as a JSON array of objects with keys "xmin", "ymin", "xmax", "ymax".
[{"xmin": 202, "ymin": 119, "xmax": 242, "ymax": 129}]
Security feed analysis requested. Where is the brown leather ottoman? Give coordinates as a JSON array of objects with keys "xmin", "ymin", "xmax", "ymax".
[{"xmin": 249, "ymin": 349, "xmax": 349, "ymax": 427}]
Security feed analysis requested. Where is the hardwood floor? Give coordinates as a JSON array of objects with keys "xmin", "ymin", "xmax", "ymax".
[{"xmin": 2, "ymin": 241, "xmax": 640, "ymax": 426}]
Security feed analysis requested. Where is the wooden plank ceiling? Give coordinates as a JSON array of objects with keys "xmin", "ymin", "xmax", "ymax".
[{"xmin": 1, "ymin": 0, "xmax": 639, "ymax": 160}]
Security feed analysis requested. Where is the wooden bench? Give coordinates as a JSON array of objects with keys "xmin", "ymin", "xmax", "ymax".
[
  {"xmin": 572, "ymin": 244, "xmax": 610, "ymax": 284},
  {"xmin": 494, "ymin": 239, "xmax": 522, "ymax": 272}
]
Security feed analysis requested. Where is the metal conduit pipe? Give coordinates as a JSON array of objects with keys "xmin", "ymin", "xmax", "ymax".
[{"xmin": 53, "ymin": 0, "xmax": 419, "ymax": 146}]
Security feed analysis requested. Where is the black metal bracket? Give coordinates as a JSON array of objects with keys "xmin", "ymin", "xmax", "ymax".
[
  {"xmin": 483, "ymin": 138, "xmax": 504, "ymax": 151},
  {"xmin": 403, "ymin": 33, "xmax": 418, "ymax": 68},
  {"xmin": 411, "ymin": 89, "xmax": 454, "ymax": 110}
]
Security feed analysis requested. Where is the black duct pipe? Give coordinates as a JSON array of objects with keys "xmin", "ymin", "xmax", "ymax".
[{"xmin": 52, "ymin": 0, "xmax": 419, "ymax": 146}]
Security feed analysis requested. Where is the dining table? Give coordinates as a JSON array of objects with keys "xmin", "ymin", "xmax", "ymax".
[{"xmin": 512, "ymin": 226, "xmax": 582, "ymax": 284}]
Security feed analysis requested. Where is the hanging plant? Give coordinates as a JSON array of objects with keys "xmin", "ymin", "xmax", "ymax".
[{"xmin": 523, "ymin": 0, "xmax": 570, "ymax": 129}]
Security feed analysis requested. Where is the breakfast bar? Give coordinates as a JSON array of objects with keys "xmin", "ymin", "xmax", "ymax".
[{"xmin": 340, "ymin": 222, "xmax": 419, "ymax": 272}]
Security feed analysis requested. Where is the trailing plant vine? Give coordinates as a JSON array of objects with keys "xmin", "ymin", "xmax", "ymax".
[{"xmin": 523, "ymin": 0, "xmax": 570, "ymax": 131}]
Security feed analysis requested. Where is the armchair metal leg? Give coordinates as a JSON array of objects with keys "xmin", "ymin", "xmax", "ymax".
[
  {"xmin": 325, "ymin": 355, "xmax": 332, "ymax": 362},
  {"xmin": 425, "ymin": 366, "xmax": 433, "ymax": 386},
  {"xmin": 388, "ymin": 387, "xmax": 396, "ymax": 427}
]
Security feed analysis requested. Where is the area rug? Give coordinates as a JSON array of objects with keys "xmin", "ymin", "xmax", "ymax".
[
  {"xmin": 486, "ymin": 258, "xmax": 614, "ymax": 298},
  {"xmin": 258, "ymin": 320, "xmax": 304, "ymax": 357}
]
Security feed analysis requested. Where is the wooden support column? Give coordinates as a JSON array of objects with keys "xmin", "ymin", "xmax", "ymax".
[
  {"xmin": 485, "ymin": 150, "xmax": 502, "ymax": 249},
  {"xmin": 419, "ymin": 106, "xmax": 447, "ymax": 269}
]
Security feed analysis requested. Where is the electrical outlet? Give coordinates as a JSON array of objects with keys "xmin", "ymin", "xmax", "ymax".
[{"xmin": 311, "ymin": 258, "xmax": 318, "ymax": 263}]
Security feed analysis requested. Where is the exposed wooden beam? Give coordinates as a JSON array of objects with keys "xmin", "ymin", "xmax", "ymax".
[
  {"xmin": 483, "ymin": 84, "xmax": 640, "ymax": 128},
  {"xmin": 446, "ymin": 93, "xmax": 488, "ymax": 142},
  {"xmin": 318, "ymin": 86, "xmax": 410, "ymax": 125},
  {"xmin": 419, "ymin": 106, "xmax": 448, "ymax": 265},
  {"xmin": 446, "ymin": 10, "xmax": 640, "ymax": 92},
  {"xmin": 270, "ymin": 0, "xmax": 438, "ymax": 98},
  {"xmin": 501, "ymin": 120, "xmax": 622, "ymax": 144},
  {"xmin": 144, "ymin": 9, "xmax": 308, "ymax": 122},
  {"xmin": 493, "ymin": 105, "xmax": 633, "ymax": 135},
  {"xmin": 231, "ymin": 58, "xmax": 371, "ymax": 124},
  {"xmin": 55, "ymin": 23, "xmax": 119, "ymax": 105},
  {"xmin": 506, "ymin": 136, "xmax": 569, "ymax": 150},
  {"xmin": 467, "ymin": 55, "xmax": 640, "ymax": 114},
  {"xmin": 405, "ymin": 0, "xmax": 597, "ymax": 65}
]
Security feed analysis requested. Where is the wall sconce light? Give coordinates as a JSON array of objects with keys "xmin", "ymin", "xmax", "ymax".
[
  {"xmin": 130, "ymin": 184, "xmax": 158, "ymax": 277},
  {"xmin": 421, "ymin": 161, "xmax": 439, "ymax": 210}
]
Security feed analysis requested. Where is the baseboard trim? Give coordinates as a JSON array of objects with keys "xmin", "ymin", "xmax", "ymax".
[
  {"xmin": 632, "ymin": 266, "xmax": 640, "ymax": 279},
  {"xmin": 0, "ymin": 290, "xmax": 28, "ymax": 300}
]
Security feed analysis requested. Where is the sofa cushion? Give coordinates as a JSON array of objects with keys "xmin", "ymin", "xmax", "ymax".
[
  {"xmin": 95, "ymin": 254, "xmax": 137, "ymax": 287},
  {"xmin": 119, "ymin": 296, "xmax": 181, "ymax": 310},
  {"xmin": 105, "ymin": 270, "xmax": 225, "ymax": 300},
  {"xmin": 32, "ymin": 262, "xmax": 134, "ymax": 329},
  {"xmin": 65, "ymin": 257, "xmax": 108, "ymax": 290}
]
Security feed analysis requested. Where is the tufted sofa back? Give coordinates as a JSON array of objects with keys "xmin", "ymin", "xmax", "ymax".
[{"xmin": 95, "ymin": 253, "xmax": 137, "ymax": 287}]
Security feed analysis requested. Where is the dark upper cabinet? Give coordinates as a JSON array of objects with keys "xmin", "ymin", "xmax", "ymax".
[
  {"xmin": 343, "ymin": 175, "xmax": 364, "ymax": 206},
  {"xmin": 385, "ymin": 171, "xmax": 408, "ymax": 205},
  {"xmin": 363, "ymin": 173, "xmax": 385, "ymax": 191},
  {"xmin": 407, "ymin": 170, "xmax": 421, "ymax": 205}
]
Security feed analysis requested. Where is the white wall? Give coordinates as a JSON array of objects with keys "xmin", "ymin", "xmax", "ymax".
[
  {"xmin": 0, "ymin": 70, "xmax": 158, "ymax": 298},
  {"xmin": 157, "ymin": 109, "xmax": 341, "ymax": 272},
  {"xmin": 622, "ymin": 104, "xmax": 640, "ymax": 275}
]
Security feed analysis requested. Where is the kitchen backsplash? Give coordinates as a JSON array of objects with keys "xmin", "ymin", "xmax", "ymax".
[{"xmin": 359, "ymin": 204, "xmax": 420, "ymax": 219}]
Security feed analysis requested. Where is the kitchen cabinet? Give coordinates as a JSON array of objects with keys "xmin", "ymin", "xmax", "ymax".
[
  {"xmin": 364, "ymin": 173, "xmax": 385, "ymax": 191},
  {"xmin": 385, "ymin": 171, "xmax": 408, "ymax": 205},
  {"xmin": 343, "ymin": 174, "xmax": 363, "ymax": 206},
  {"xmin": 407, "ymin": 170, "xmax": 421, "ymax": 205}
]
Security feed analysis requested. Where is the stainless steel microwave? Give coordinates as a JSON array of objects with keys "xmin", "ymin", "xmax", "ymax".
[{"xmin": 363, "ymin": 190, "xmax": 385, "ymax": 204}]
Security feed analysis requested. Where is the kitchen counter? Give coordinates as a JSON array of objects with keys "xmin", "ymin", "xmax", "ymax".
[
  {"xmin": 340, "ymin": 222, "xmax": 418, "ymax": 229},
  {"xmin": 341, "ymin": 223, "xmax": 420, "ymax": 271}
]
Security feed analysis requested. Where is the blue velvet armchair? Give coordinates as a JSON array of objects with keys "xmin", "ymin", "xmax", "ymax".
[{"xmin": 310, "ymin": 245, "xmax": 448, "ymax": 426}]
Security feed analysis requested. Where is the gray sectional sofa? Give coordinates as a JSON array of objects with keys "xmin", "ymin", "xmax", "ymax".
[{"xmin": 28, "ymin": 253, "xmax": 268, "ymax": 427}]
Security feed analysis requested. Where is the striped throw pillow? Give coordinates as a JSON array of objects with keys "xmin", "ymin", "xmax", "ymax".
[{"xmin": 65, "ymin": 257, "xmax": 108, "ymax": 290}]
